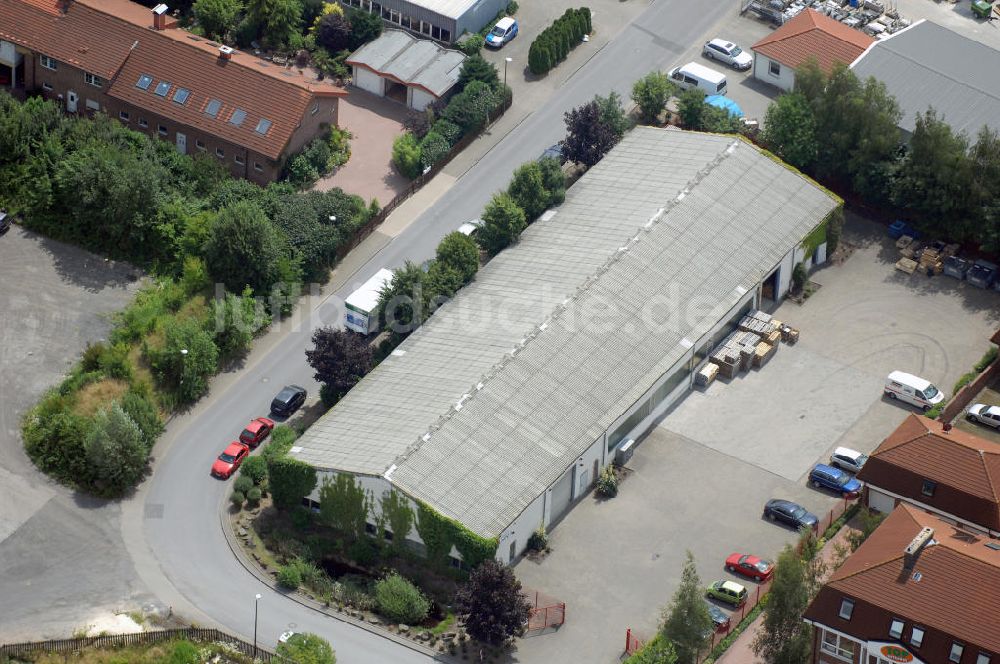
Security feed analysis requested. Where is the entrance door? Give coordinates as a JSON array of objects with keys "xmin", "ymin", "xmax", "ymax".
[
  {"xmin": 66, "ymin": 90, "xmax": 78, "ymax": 113},
  {"xmin": 549, "ymin": 468, "xmax": 574, "ymax": 523},
  {"xmin": 176, "ymin": 132, "xmax": 187, "ymax": 154}
]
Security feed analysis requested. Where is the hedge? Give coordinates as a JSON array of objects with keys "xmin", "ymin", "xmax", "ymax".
[{"xmin": 528, "ymin": 8, "xmax": 591, "ymax": 76}]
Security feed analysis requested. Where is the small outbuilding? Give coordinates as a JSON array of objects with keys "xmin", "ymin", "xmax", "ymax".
[{"xmin": 347, "ymin": 29, "xmax": 466, "ymax": 111}]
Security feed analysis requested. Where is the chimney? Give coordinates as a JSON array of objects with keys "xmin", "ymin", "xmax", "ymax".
[
  {"xmin": 218, "ymin": 45, "xmax": 234, "ymax": 61},
  {"xmin": 903, "ymin": 526, "xmax": 935, "ymax": 571},
  {"xmin": 152, "ymin": 3, "xmax": 168, "ymax": 30}
]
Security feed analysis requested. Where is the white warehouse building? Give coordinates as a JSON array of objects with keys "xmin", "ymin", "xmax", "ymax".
[{"xmin": 290, "ymin": 127, "xmax": 840, "ymax": 566}]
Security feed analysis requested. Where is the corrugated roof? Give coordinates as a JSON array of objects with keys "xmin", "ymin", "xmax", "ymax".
[
  {"xmin": 406, "ymin": 0, "xmax": 477, "ymax": 20},
  {"xmin": 850, "ymin": 20, "xmax": 1000, "ymax": 136},
  {"xmin": 752, "ymin": 8, "xmax": 873, "ymax": 74},
  {"xmin": 347, "ymin": 30, "xmax": 466, "ymax": 98},
  {"xmin": 805, "ymin": 504, "xmax": 1000, "ymax": 653},
  {"xmin": 292, "ymin": 128, "xmax": 838, "ymax": 538}
]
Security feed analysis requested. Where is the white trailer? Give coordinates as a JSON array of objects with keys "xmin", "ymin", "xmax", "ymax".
[{"xmin": 344, "ymin": 268, "xmax": 394, "ymax": 335}]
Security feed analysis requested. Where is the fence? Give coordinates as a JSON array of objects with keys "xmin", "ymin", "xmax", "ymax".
[
  {"xmin": 624, "ymin": 627, "xmax": 644, "ymax": 655},
  {"xmin": 335, "ymin": 90, "xmax": 514, "ymax": 261},
  {"xmin": 524, "ymin": 589, "xmax": 566, "ymax": 631},
  {"xmin": 0, "ymin": 627, "xmax": 285, "ymax": 662},
  {"xmin": 939, "ymin": 350, "xmax": 1000, "ymax": 423}
]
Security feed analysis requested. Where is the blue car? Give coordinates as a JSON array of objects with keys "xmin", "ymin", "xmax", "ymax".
[
  {"xmin": 809, "ymin": 464, "xmax": 862, "ymax": 497},
  {"xmin": 485, "ymin": 17, "xmax": 518, "ymax": 48}
]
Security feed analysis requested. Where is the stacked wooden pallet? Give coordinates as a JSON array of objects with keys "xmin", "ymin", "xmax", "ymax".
[
  {"xmin": 738, "ymin": 310, "xmax": 777, "ymax": 337},
  {"xmin": 696, "ymin": 362, "xmax": 719, "ymax": 387},
  {"xmin": 753, "ymin": 341, "xmax": 776, "ymax": 367},
  {"xmin": 918, "ymin": 246, "xmax": 944, "ymax": 275}
]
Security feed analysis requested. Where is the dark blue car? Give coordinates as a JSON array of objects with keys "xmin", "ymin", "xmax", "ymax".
[{"xmin": 809, "ymin": 464, "xmax": 862, "ymax": 497}]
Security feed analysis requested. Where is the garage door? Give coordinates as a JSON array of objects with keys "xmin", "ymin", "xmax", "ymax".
[
  {"xmin": 549, "ymin": 468, "xmax": 574, "ymax": 522},
  {"xmin": 868, "ymin": 488, "xmax": 896, "ymax": 514}
]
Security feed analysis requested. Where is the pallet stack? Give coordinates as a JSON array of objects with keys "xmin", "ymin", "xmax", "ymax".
[{"xmin": 918, "ymin": 246, "xmax": 944, "ymax": 275}]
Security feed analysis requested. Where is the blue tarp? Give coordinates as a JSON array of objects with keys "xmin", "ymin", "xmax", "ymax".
[{"xmin": 705, "ymin": 95, "xmax": 743, "ymax": 118}]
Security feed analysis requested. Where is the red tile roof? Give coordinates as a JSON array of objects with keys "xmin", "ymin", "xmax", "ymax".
[
  {"xmin": 0, "ymin": 0, "xmax": 346, "ymax": 159},
  {"xmin": 751, "ymin": 9, "xmax": 874, "ymax": 74},
  {"xmin": 805, "ymin": 504, "xmax": 1000, "ymax": 653}
]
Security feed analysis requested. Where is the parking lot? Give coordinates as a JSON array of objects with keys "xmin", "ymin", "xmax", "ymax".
[
  {"xmin": 956, "ymin": 376, "xmax": 1000, "ymax": 444},
  {"xmin": 513, "ymin": 213, "xmax": 1000, "ymax": 664}
]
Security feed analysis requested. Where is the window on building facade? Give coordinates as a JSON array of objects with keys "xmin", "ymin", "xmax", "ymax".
[
  {"xmin": 910, "ymin": 626, "xmax": 924, "ymax": 647},
  {"xmin": 889, "ymin": 619, "xmax": 905, "ymax": 639},
  {"xmin": 365, "ymin": 522, "xmax": 377, "ymax": 535},
  {"xmin": 195, "ymin": 139, "xmax": 205, "ymax": 150},
  {"xmin": 138, "ymin": 118, "xmax": 149, "ymax": 128},
  {"xmin": 234, "ymin": 154, "xmax": 245, "ymax": 165},
  {"xmin": 838, "ymin": 598, "xmax": 854, "ymax": 620},
  {"xmin": 768, "ymin": 61, "xmax": 780, "ymax": 77},
  {"xmin": 821, "ymin": 631, "xmax": 856, "ymax": 662},
  {"xmin": 922, "ymin": 479, "xmax": 937, "ymax": 497},
  {"xmin": 40, "ymin": 55, "xmax": 57, "ymax": 70},
  {"xmin": 383, "ymin": 529, "xmax": 393, "ymax": 541},
  {"xmin": 119, "ymin": 110, "xmax": 130, "ymax": 121},
  {"xmin": 85, "ymin": 99, "xmax": 100, "ymax": 111},
  {"xmin": 158, "ymin": 124, "xmax": 168, "ymax": 136},
  {"xmin": 42, "ymin": 83, "xmax": 53, "ymax": 91},
  {"xmin": 254, "ymin": 162, "xmax": 264, "ymax": 172},
  {"xmin": 421, "ymin": 21, "xmax": 431, "ymax": 35},
  {"xmin": 216, "ymin": 147, "xmax": 225, "ymax": 158},
  {"xmin": 311, "ymin": 104, "xmax": 319, "ymax": 115},
  {"xmin": 431, "ymin": 25, "xmax": 441, "ymax": 40},
  {"xmin": 85, "ymin": 72, "xmax": 103, "ymax": 87},
  {"xmin": 977, "ymin": 654, "xmax": 991, "ymax": 664},
  {"xmin": 441, "ymin": 29, "xmax": 451, "ymax": 42},
  {"xmin": 951, "ymin": 644, "xmax": 965, "ymax": 663}
]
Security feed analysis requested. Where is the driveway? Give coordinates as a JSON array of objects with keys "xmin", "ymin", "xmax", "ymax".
[
  {"xmin": 955, "ymin": 375, "xmax": 1000, "ymax": 444},
  {"xmin": 0, "ymin": 226, "xmax": 151, "ymax": 641},
  {"xmin": 513, "ymin": 213, "xmax": 1000, "ymax": 663}
]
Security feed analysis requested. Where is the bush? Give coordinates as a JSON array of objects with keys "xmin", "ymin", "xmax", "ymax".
[
  {"xmin": 246, "ymin": 486, "xmax": 262, "ymax": 506},
  {"xmin": 234, "ymin": 475, "xmax": 254, "ymax": 495},
  {"xmin": 230, "ymin": 490, "xmax": 246, "ymax": 509},
  {"xmin": 975, "ymin": 346, "xmax": 999, "ymax": 372},
  {"xmin": 349, "ymin": 537, "xmax": 380, "ymax": 567},
  {"xmin": 240, "ymin": 454, "xmax": 268, "ymax": 485},
  {"xmin": 430, "ymin": 119, "xmax": 462, "ymax": 146},
  {"xmin": 267, "ymin": 455, "xmax": 318, "ymax": 511},
  {"xmin": 392, "ymin": 133, "xmax": 423, "ymax": 179},
  {"xmin": 84, "ymin": 403, "xmax": 150, "ymax": 497},
  {"xmin": 792, "ymin": 262, "xmax": 807, "ymax": 292},
  {"xmin": 419, "ymin": 131, "xmax": 452, "ymax": 169},
  {"xmin": 527, "ymin": 8, "xmax": 589, "ymax": 75},
  {"xmin": 507, "ymin": 161, "xmax": 549, "ymax": 221},
  {"xmin": 596, "ymin": 465, "xmax": 618, "ymax": 497},
  {"xmin": 631, "ymin": 71, "xmax": 675, "ymax": 125},
  {"xmin": 476, "ymin": 192, "xmax": 526, "ymax": 256},
  {"xmin": 456, "ymin": 34, "xmax": 484, "ymax": 55},
  {"xmin": 374, "ymin": 572, "xmax": 430, "ymax": 624},
  {"xmin": 435, "ymin": 231, "xmax": 480, "ymax": 283},
  {"xmin": 277, "ymin": 563, "xmax": 303, "ymax": 590},
  {"xmin": 168, "ymin": 640, "xmax": 200, "ymax": 664},
  {"xmin": 526, "ymin": 526, "xmax": 548, "ymax": 552}
]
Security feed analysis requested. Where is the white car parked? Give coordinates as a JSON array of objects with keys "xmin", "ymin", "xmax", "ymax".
[
  {"xmin": 702, "ymin": 38, "xmax": 752, "ymax": 70},
  {"xmin": 830, "ymin": 447, "xmax": 868, "ymax": 474},
  {"xmin": 967, "ymin": 403, "xmax": 1000, "ymax": 429}
]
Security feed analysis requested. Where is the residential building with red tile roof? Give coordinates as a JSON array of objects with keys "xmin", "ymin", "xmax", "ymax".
[
  {"xmin": 751, "ymin": 9, "xmax": 874, "ymax": 92},
  {"xmin": 857, "ymin": 414, "xmax": 1000, "ymax": 537},
  {"xmin": 0, "ymin": 0, "xmax": 346, "ymax": 183},
  {"xmin": 804, "ymin": 504, "xmax": 1000, "ymax": 664}
]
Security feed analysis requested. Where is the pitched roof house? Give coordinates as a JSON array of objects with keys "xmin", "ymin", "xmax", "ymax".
[
  {"xmin": 0, "ymin": 0, "xmax": 346, "ymax": 183},
  {"xmin": 857, "ymin": 414, "xmax": 1000, "ymax": 536},
  {"xmin": 751, "ymin": 9, "xmax": 874, "ymax": 92},
  {"xmin": 804, "ymin": 504, "xmax": 1000, "ymax": 664}
]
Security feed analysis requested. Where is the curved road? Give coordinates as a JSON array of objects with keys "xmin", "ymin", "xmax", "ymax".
[{"xmin": 133, "ymin": 2, "xmax": 733, "ymax": 662}]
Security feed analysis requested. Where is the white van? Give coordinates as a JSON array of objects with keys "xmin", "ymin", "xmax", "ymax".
[
  {"xmin": 884, "ymin": 371, "xmax": 945, "ymax": 411},
  {"xmin": 668, "ymin": 62, "xmax": 728, "ymax": 96}
]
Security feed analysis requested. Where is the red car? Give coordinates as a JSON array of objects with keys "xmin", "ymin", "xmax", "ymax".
[
  {"xmin": 725, "ymin": 553, "xmax": 774, "ymax": 582},
  {"xmin": 212, "ymin": 442, "xmax": 250, "ymax": 479},
  {"xmin": 239, "ymin": 417, "xmax": 275, "ymax": 448}
]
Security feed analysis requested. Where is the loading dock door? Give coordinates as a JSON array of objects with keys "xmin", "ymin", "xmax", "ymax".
[{"xmin": 550, "ymin": 468, "xmax": 574, "ymax": 523}]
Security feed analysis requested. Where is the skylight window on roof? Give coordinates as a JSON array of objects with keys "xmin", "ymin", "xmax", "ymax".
[
  {"xmin": 229, "ymin": 109, "xmax": 247, "ymax": 126},
  {"xmin": 255, "ymin": 118, "xmax": 272, "ymax": 135},
  {"xmin": 173, "ymin": 88, "xmax": 190, "ymax": 104},
  {"xmin": 136, "ymin": 74, "xmax": 153, "ymax": 90},
  {"xmin": 154, "ymin": 81, "xmax": 171, "ymax": 97},
  {"xmin": 205, "ymin": 99, "xmax": 222, "ymax": 117}
]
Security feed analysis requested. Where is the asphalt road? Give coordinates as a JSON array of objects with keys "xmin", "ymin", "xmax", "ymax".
[{"xmin": 135, "ymin": 2, "xmax": 735, "ymax": 662}]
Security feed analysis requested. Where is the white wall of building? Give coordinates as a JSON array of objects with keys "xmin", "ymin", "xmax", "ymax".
[
  {"xmin": 352, "ymin": 66, "xmax": 384, "ymax": 96},
  {"xmin": 753, "ymin": 52, "xmax": 796, "ymax": 91},
  {"xmin": 409, "ymin": 87, "xmax": 437, "ymax": 111}
]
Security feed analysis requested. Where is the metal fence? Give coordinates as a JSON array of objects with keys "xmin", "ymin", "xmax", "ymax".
[
  {"xmin": 0, "ymin": 627, "xmax": 285, "ymax": 662},
  {"xmin": 524, "ymin": 588, "xmax": 566, "ymax": 631},
  {"xmin": 335, "ymin": 91, "xmax": 514, "ymax": 261}
]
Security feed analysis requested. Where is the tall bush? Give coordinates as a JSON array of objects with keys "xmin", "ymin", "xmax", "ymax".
[
  {"xmin": 527, "ymin": 7, "xmax": 590, "ymax": 76},
  {"xmin": 374, "ymin": 572, "xmax": 430, "ymax": 625},
  {"xmin": 392, "ymin": 133, "xmax": 422, "ymax": 179}
]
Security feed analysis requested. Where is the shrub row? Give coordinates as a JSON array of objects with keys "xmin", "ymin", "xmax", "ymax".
[{"xmin": 527, "ymin": 8, "xmax": 591, "ymax": 76}]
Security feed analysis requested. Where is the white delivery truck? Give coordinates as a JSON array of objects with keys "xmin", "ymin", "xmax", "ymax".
[{"xmin": 344, "ymin": 268, "xmax": 394, "ymax": 335}]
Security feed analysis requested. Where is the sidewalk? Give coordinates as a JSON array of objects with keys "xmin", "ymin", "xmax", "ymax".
[{"xmin": 714, "ymin": 522, "xmax": 859, "ymax": 664}]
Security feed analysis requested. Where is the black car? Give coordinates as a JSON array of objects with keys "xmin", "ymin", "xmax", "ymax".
[
  {"xmin": 270, "ymin": 385, "xmax": 307, "ymax": 417},
  {"xmin": 705, "ymin": 602, "xmax": 731, "ymax": 635},
  {"xmin": 764, "ymin": 499, "xmax": 818, "ymax": 530},
  {"xmin": 539, "ymin": 143, "xmax": 565, "ymax": 164}
]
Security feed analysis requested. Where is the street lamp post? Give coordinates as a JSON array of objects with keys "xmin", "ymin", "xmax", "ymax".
[
  {"xmin": 253, "ymin": 593, "xmax": 262, "ymax": 658},
  {"xmin": 504, "ymin": 57, "xmax": 512, "ymax": 88}
]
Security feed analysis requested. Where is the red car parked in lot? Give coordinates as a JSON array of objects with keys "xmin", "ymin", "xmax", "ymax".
[
  {"xmin": 212, "ymin": 442, "xmax": 249, "ymax": 479},
  {"xmin": 239, "ymin": 417, "xmax": 275, "ymax": 448},
  {"xmin": 725, "ymin": 553, "xmax": 774, "ymax": 582}
]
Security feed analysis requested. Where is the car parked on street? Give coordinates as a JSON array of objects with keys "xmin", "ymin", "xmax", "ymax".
[
  {"xmin": 211, "ymin": 442, "xmax": 250, "ymax": 479},
  {"xmin": 764, "ymin": 499, "xmax": 818, "ymax": 529},
  {"xmin": 239, "ymin": 417, "xmax": 275, "ymax": 448},
  {"xmin": 540, "ymin": 143, "xmax": 565, "ymax": 164},
  {"xmin": 705, "ymin": 602, "xmax": 731, "ymax": 633},
  {"xmin": 702, "ymin": 38, "xmax": 752, "ymax": 70},
  {"xmin": 270, "ymin": 385, "xmax": 307, "ymax": 417},
  {"xmin": 829, "ymin": 447, "xmax": 868, "ymax": 474},
  {"xmin": 724, "ymin": 553, "xmax": 773, "ymax": 582},
  {"xmin": 485, "ymin": 17, "xmax": 518, "ymax": 48},
  {"xmin": 809, "ymin": 464, "xmax": 863, "ymax": 498},
  {"xmin": 706, "ymin": 580, "xmax": 748, "ymax": 607},
  {"xmin": 968, "ymin": 403, "xmax": 1000, "ymax": 429}
]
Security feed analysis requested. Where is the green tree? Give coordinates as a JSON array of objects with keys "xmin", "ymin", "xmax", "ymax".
[
  {"xmin": 456, "ymin": 559, "xmax": 532, "ymax": 646},
  {"xmin": 120, "ymin": 390, "xmax": 164, "ymax": 450},
  {"xmin": 375, "ymin": 572, "xmax": 430, "ymax": 624},
  {"xmin": 192, "ymin": 0, "xmax": 242, "ymax": 40},
  {"xmin": 443, "ymin": 80, "xmax": 500, "ymax": 134},
  {"xmin": 632, "ymin": 71, "xmax": 676, "ymax": 124},
  {"xmin": 212, "ymin": 288, "xmax": 270, "ymax": 359},
  {"xmin": 562, "ymin": 100, "xmax": 619, "ymax": 168},
  {"xmin": 969, "ymin": 127, "xmax": 1000, "ymax": 252},
  {"xmin": 246, "ymin": 0, "xmax": 302, "ymax": 47},
  {"xmin": 537, "ymin": 156, "xmax": 566, "ymax": 207},
  {"xmin": 84, "ymin": 403, "xmax": 149, "ymax": 496},
  {"xmin": 271, "ymin": 192, "xmax": 342, "ymax": 280},
  {"xmin": 476, "ymin": 192, "xmax": 526, "ymax": 256},
  {"xmin": 595, "ymin": 91, "xmax": 630, "ymax": 139},
  {"xmin": 158, "ymin": 317, "xmax": 220, "ymax": 403},
  {"xmin": 318, "ymin": 473, "xmax": 371, "ymax": 538},
  {"xmin": 392, "ymin": 133, "xmax": 423, "ymax": 179},
  {"xmin": 316, "ymin": 12, "xmax": 352, "ymax": 52},
  {"xmin": 424, "ymin": 261, "xmax": 464, "ymax": 313},
  {"xmin": 267, "ymin": 455, "xmax": 318, "ymax": 510},
  {"xmin": 762, "ymin": 92, "xmax": 818, "ymax": 171},
  {"xmin": 378, "ymin": 261, "xmax": 427, "ymax": 339},
  {"xmin": 626, "ymin": 635, "xmax": 678, "ymax": 664},
  {"xmin": 458, "ymin": 53, "xmax": 500, "ymax": 90},
  {"xmin": 204, "ymin": 200, "xmax": 294, "ymax": 293},
  {"xmin": 507, "ymin": 161, "xmax": 549, "ymax": 221},
  {"xmin": 435, "ymin": 231, "xmax": 479, "ymax": 283},
  {"xmin": 752, "ymin": 545, "xmax": 814, "ymax": 664},
  {"xmin": 418, "ymin": 131, "xmax": 451, "ymax": 169},
  {"xmin": 276, "ymin": 633, "xmax": 336, "ymax": 664},
  {"xmin": 676, "ymin": 88, "xmax": 707, "ymax": 129},
  {"xmin": 240, "ymin": 454, "xmax": 268, "ymax": 485},
  {"xmin": 347, "ymin": 8, "xmax": 382, "ymax": 49},
  {"xmin": 305, "ymin": 327, "xmax": 373, "ymax": 405},
  {"xmin": 528, "ymin": 38, "xmax": 551, "ymax": 75},
  {"xmin": 660, "ymin": 551, "xmax": 712, "ymax": 664}
]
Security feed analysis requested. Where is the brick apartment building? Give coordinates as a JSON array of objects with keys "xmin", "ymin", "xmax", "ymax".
[
  {"xmin": 857, "ymin": 414, "xmax": 1000, "ymax": 537},
  {"xmin": 804, "ymin": 504, "xmax": 999, "ymax": 664},
  {"xmin": 0, "ymin": 0, "xmax": 347, "ymax": 184}
]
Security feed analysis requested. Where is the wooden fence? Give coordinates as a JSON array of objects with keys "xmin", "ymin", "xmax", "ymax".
[
  {"xmin": 0, "ymin": 627, "xmax": 286, "ymax": 662},
  {"xmin": 336, "ymin": 90, "xmax": 514, "ymax": 261}
]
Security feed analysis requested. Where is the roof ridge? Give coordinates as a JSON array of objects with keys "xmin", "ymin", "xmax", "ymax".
[{"xmin": 384, "ymin": 136, "xmax": 744, "ymax": 478}]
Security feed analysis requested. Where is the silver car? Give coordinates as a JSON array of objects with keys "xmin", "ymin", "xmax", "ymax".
[
  {"xmin": 830, "ymin": 447, "xmax": 868, "ymax": 474},
  {"xmin": 703, "ymin": 38, "xmax": 752, "ymax": 70},
  {"xmin": 968, "ymin": 403, "xmax": 1000, "ymax": 429}
]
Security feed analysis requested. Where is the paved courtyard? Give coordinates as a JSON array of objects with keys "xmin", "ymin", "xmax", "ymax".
[{"xmin": 513, "ymin": 214, "xmax": 1000, "ymax": 664}]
